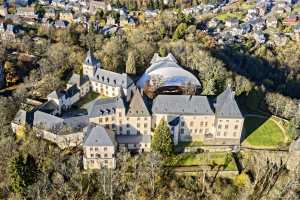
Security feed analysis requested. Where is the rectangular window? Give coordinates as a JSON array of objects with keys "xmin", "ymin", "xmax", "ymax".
[
  {"xmin": 137, "ymin": 117, "xmax": 140, "ymax": 121},
  {"xmin": 90, "ymin": 147, "xmax": 93, "ymax": 151},
  {"xmin": 95, "ymin": 147, "xmax": 98, "ymax": 151},
  {"xmin": 137, "ymin": 123, "xmax": 140, "ymax": 128},
  {"xmin": 225, "ymin": 125, "xmax": 229, "ymax": 129},
  {"xmin": 90, "ymin": 154, "xmax": 94, "ymax": 157},
  {"xmin": 200, "ymin": 122, "xmax": 204, "ymax": 126},
  {"xmin": 119, "ymin": 112, "xmax": 122, "ymax": 117},
  {"xmin": 234, "ymin": 125, "xmax": 238, "ymax": 130},
  {"xmin": 194, "ymin": 129, "xmax": 197, "ymax": 133},
  {"xmin": 127, "ymin": 130, "xmax": 130, "ymax": 135},
  {"xmin": 104, "ymin": 160, "xmax": 108, "ymax": 163},
  {"xmin": 218, "ymin": 125, "xmax": 222, "ymax": 129},
  {"xmin": 224, "ymin": 132, "xmax": 227, "ymax": 136},
  {"xmin": 144, "ymin": 123, "xmax": 147, "ymax": 128},
  {"xmin": 126, "ymin": 124, "xmax": 130, "ymax": 128},
  {"xmin": 104, "ymin": 147, "xmax": 107, "ymax": 151},
  {"xmin": 104, "ymin": 153, "xmax": 107, "ymax": 158},
  {"xmin": 105, "ymin": 117, "xmax": 108, "ymax": 122},
  {"xmin": 99, "ymin": 118, "xmax": 102, "ymax": 123},
  {"xmin": 190, "ymin": 121, "xmax": 194, "ymax": 127},
  {"xmin": 180, "ymin": 129, "xmax": 185, "ymax": 134},
  {"xmin": 233, "ymin": 132, "xmax": 237, "ymax": 137},
  {"xmin": 205, "ymin": 122, "xmax": 208, "ymax": 127},
  {"xmin": 181, "ymin": 121, "xmax": 185, "ymax": 126}
]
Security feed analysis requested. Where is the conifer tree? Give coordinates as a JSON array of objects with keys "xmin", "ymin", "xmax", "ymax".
[
  {"xmin": 126, "ymin": 51, "xmax": 136, "ymax": 75},
  {"xmin": 151, "ymin": 119, "xmax": 173, "ymax": 156}
]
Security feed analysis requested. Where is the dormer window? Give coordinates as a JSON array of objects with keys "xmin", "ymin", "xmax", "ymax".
[
  {"xmin": 114, "ymin": 80, "xmax": 116, "ymax": 85},
  {"xmin": 102, "ymin": 76, "xmax": 104, "ymax": 81},
  {"xmin": 107, "ymin": 77, "xmax": 109, "ymax": 83},
  {"xmin": 97, "ymin": 75, "xmax": 99, "ymax": 80}
]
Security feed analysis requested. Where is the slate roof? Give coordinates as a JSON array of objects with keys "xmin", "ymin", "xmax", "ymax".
[
  {"xmin": 86, "ymin": 97, "xmax": 125, "ymax": 118},
  {"xmin": 64, "ymin": 84, "xmax": 80, "ymax": 98},
  {"xmin": 85, "ymin": 49, "xmax": 100, "ymax": 66},
  {"xmin": 214, "ymin": 86, "xmax": 243, "ymax": 118},
  {"xmin": 152, "ymin": 95, "xmax": 214, "ymax": 115},
  {"xmin": 68, "ymin": 73, "xmax": 89, "ymax": 87},
  {"xmin": 116, "ymin": 134, "xmax": 151, "ymax": 144},
  {"xmin": 127, "ymin": 89, "xmax": 150, "ymax": 117},
  {"xmin": 33, "ymin": 111, "xmax": 64, "ymax": 130},
  {"xmin": 13, "ymin": 109, "xmax": 27, "ymax": 125},
  {"xmin": 38, "ymin": 100, "xmax": 59, "ymax": 114},
  {"xmin": 84, "ymin": 125, "xmax": 116, "ymax": 146},
  {"xmin": 92, "ymin": 68, "xmax": 134, "ymax": 89},
  {"xmin": 48, "ymin": 90, "xmax": 64, "ymax": 99},
  {"xmin": 47, "ymin": 85, "xmax": 80, "ymax": 100}
]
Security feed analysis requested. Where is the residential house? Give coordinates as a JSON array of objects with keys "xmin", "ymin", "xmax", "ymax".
[
  {"xmin": 231, "ymin": 23, "xmax": 251, "ymax": 36},
  {"xmin": 254, "ymin": 31, "xmax": 266, "ymax": 43},
  {"xmin": 225, "ymin": 18, "xmax": 239, "ymax": 28},
  {"xmin": 284, "ymin": 15, "xmax": 300, "ymax": 25},
  {"xmin": 106, "ymin": 16, "xmax": 116, "ymax": 26},
  {"xmin": 208, "ymin": 18, "xmax": 220, "ymax": 29},
  {"xmin": 273, "ymin": 32, "xmax": 289, "ymax": 46},
  {"xmin": 0, "ymin": 5, "xmax": 7, "ymax": 16},
  {"xmin": 59, "ymin": 11, "xmax": 73, "ymax": 22},
  {"xmin": 16, "ymin": 6, "xmax": 36, "ymax": 18},
  {"xmin": 54, "ymin": 20, "xmax": 68, "ymax": 28},
  {"xmin": 249, "ymin": 18, "xmax": 266, "ymax": 31},
  {"xmin": 266, "ymin": 16, "xmax": 278, "ymax": 28},
  {"xmin": 88, "ymin": 0, "xmax": 110, "ymax": 14},
  {"xmin": 83, "ymin": 125, "xmax": 117, "ymax": 169},
  {"xmin": 293, "ymin": 24, "xmax": 300, "ymax": 41}
]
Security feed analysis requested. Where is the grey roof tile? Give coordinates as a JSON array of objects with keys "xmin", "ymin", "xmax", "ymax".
[
  {"xmin": 86, "ymin": 97, "xmax": 125, "ymax": 118},
  {"xmin": 85, "ymin": 49, "xmax": 100, "ymax": 66},
  {"xmin": 152, "ymin": 95, "xmax": 214, "ymax": 115},
  {"xmin": 84, "ymin": 125, "xmax": 116, "ymax": 146},
  {"xmin": 127, "ymin": 89, "xmax": 150, "ymax": 117},
  {"xmin": 38, "ymin": 100, "xmax": 59, "ymax": 114},
  {"xmin": 92, "ymin": 68, "xmax": 134, "ymax": 89},
  {"xmin": 214, "ymin": 86, "xmax": 243, "ymax": 118},
  {"xmin": 33, "ymin": 111, "xmax": 64, "ymax": 130}
]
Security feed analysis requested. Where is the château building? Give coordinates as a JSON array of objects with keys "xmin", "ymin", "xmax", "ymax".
[{"xmin": 11, "ymin": 51, "xmax": 244, "ymax": 170}]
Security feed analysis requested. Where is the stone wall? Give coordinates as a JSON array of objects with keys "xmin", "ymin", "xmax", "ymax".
[{"xmin": 36, "ymin": 128, "xmax": 84, "ymax": 149}]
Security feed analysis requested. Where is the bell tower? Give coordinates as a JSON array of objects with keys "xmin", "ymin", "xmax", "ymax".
[{"xmin": 83, "ymin": 49, "xmax": 100, "ymax": 77}]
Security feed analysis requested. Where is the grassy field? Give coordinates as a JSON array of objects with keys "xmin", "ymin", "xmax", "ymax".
[
  {"xmin": 216, "ymin": 12, "xmax": 245, "ymax": 21},
  {"xmin": 166, "ymin": 152, "xmax": 237, "ymax": 171},
  {"xmin": 242, "ymin": 116, "xmax": 286, "ymax": 147}
]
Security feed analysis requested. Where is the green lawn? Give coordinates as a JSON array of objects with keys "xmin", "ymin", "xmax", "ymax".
[
  {"xmin": 242, "ymin": 116, "xmax": 286, "ymax": 147},
  {"xmin": 166, "ymin": 153, "xmax": 237, "ymax": 171},
  {"xmin": 216, "ymin": 12, "xmax": 245, "ymax": 21}
]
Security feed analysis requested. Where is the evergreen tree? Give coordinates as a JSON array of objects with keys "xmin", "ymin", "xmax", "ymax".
[
  {"xmin": 151, "ymin": 119, "xmax": 173, "ymax": 156},
  {"xmin": 172, "ymin": 23, "xmax": 187, "ymax": 41},
  {"xmin": 9, "ymin": 153, "xmax": 38, "ymax": 194},
  {"xmin": 126, "ymin": 51, "xmax": 136, "ymax": 75}
]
